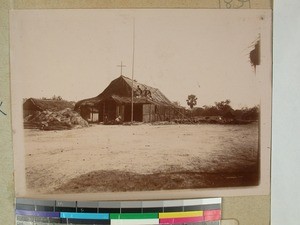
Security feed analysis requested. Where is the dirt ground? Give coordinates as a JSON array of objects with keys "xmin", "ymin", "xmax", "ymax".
[{"xmin": 24, "ymin": 123, "xmax": 259, "ymax": 194}]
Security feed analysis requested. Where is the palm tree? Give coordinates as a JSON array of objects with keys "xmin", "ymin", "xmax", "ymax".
[{"xmin": 186, "ymin": 94, "xmax": 197, "ymax": 109}]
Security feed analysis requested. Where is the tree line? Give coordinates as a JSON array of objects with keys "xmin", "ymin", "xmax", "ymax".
[{"xmin": 185, "ymin": 96, "xmax": 259, "ymax": 121}]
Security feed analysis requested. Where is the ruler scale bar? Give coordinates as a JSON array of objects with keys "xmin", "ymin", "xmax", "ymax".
[
  {"xmin": 110, "ymin": 212, "xmax": 158, "ymax": 219},
  {"xmin": 159, "ymin": 211, "xmax": 204, "ymax": 218},
  {"xmin": 16, "ymin": 198, "xmax": 222, "ymax": 224},
  {"xmin": 204, "ymin": 209, "xmax": 222, "ymax": 216},
  {"xmin": 111, "ymin": 219, "xmax": 160, "ymax": 225},
  {"xmin": 205, "ymin": 214, "xmax": 222, "ymax": 221},
  {"xmin": 16, "ymin": 209, "xmax": 60, "ymax": 218},
  {"xmin": 60, "ymin": 212, "xmax": 109, "ymax": 220},
  {"xmin": 183, "ymin": 203, "xmax": 221, "ymax": 211},
  {"xmin": 160, "ymin": 216, "xmax": 205, "ymax": 224},
  {"xmin": 183, "ymin": 198, "xmax": 222, "ymax": 206},
  {"xmin": 62, "ymin": 218, "xmax": 110, "ymax": 224}
]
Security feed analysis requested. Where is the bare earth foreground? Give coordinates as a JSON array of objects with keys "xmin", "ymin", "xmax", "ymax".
[{"xmin": 25, "ymin": 123, "xmax": 259, "ymax": 194}]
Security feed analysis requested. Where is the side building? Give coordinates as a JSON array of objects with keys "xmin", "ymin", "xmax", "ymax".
[
  {"xmin": 23, "ymin": 98, "xmax": 75, "ymax": 117},
  {"xmin": 75, "ymin": 75, "xmax": 185, "ymax": 123}
]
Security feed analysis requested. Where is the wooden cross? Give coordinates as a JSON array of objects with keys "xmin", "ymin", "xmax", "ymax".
[{"xmin": 117, "ymin": 61, "xmax": 126, "ymax": 75}]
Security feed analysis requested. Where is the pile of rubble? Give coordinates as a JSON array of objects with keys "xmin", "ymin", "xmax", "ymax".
[{"xmin": 24, "ymin": 108, "xmax": 89, "ymax": 130}]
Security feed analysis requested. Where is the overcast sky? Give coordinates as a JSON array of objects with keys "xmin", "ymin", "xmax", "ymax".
[{"xmin": 10, "ymin": 9, "xmax": 271, "ymax": 109}]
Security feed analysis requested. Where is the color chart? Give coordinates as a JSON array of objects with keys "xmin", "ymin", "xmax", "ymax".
[{"xmin": 16, "ymin": 198, "xmax": 221, "ymax": 224}]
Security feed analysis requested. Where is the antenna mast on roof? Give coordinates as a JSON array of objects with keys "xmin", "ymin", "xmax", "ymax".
[{"xmin": 131, "ymin": 18, "xmax": 136, "ymax": 124}]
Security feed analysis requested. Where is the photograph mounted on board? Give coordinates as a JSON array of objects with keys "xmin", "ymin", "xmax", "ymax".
[{"xmin": 10, "ymin": 9, "xmax": 272, "ymax": 198}]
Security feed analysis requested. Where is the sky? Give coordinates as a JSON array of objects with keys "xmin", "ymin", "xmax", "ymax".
[{"xmin": 10, "ymin": 9, "xmax": 272, "ymax": 109}]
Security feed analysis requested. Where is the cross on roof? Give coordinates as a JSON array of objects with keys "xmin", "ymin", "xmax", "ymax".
[{"xmin": 117, "ymin": 61, "xmax": 126, "ymax": 75}]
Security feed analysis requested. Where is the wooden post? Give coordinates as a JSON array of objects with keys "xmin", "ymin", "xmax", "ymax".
[
  {"xmin": 103, "ymin": 102, "xmax": 106, "ymax": 122},
  {"xmin": 98, "ymin": 104, "xmax": 101, "ymax": 123},
  {"xmin": 116, "ymin": 105, "xmax": 119, "ymax": 117},
  {"xmin": 149, "ymin": 104, "xmax": 152, "ymax": 122},
  {"xmin": 131, "ymin": 18, "xmax": 135, "ymax": 124}
]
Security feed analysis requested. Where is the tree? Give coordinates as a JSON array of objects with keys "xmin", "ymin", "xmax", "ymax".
[
  {"xmin": 51, "ymin": 95, "xmax": 63, "ymax": 101},
  {"xmin": 212, "ymin": 99, "xmax": 235, "ymax": 119},
  {"xmin": 215, "ymin": 99, "xmax": 231, "ymax": 111},
  {"xmin": 241, "ymin": 106, "xmax": 259, "ymax": 120},
  {"xmin": 186, "ymin": 94, "xmax": 198, "ymax": 109}
]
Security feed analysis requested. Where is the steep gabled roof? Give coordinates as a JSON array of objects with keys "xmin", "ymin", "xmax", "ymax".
[
  {"xmin": 75, "ymin": 75, "xmax": 176, "ymax": 110},
  {"xmin": 121, "ymin": 76, "xmax": 172, "ymax": 105},
  {"xmin": 24, "ymin": 98, "xmax": 75, "ymax": 111}
]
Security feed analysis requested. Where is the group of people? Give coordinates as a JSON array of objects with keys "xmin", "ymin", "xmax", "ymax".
[
  {"xmin": 135, "ymin": 85, "xmax": 152, "ymax": 99},
  {"xmin": 103, "ymin": 114, "xmax": 123, "ymax": 125}
]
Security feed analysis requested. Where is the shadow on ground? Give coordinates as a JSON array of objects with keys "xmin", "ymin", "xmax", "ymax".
[{"xmin": 53, "ymin": 163, "xmax": 259, "ymax": 193}]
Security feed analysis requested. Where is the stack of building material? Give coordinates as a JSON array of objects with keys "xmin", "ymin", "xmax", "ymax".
[{"xmin": 24, "ymin": 108, "xmax": 89, "ymax": 130}]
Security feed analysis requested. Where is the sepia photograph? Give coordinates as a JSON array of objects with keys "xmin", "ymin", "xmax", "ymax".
[{"xmin": 10, "ymin": 9, "xmax": 272, "ymax": 197}]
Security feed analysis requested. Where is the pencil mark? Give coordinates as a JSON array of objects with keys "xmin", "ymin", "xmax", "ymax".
[
  {"xmin": 0, "ymin": 101, "xmax": 7, "ymax": 116},
  {"xmin": 221, "ymin": 0, "xmax": 251, "ymax": 9}
]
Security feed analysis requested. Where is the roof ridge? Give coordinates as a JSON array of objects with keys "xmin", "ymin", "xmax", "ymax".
[{"xmin": 120, "ymin": 75, "xmax": 135, "ymax": 81}]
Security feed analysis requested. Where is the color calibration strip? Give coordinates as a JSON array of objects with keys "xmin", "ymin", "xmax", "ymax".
[{"xmin": 16, "ymin": 198, "xmax": 221, "ymax": 225}]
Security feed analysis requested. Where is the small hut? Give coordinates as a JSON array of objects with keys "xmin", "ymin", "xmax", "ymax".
[
  {"xmin": 75, "ymin": 75, "xmax": 184, "ymax": 123},
  {"xmin": 23, "ymin": 98, "xmax": 75, "ymax": 117}
]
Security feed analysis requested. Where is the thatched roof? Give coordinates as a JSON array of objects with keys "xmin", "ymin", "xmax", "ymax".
[
  {"xmin": 23, "ymin": 98, "xmax": 75, "ymax": 112},
  {"xmin": 75, "ymin": 75, "xmax": 177, "ymax": 110}
]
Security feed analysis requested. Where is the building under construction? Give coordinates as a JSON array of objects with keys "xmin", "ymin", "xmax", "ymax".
[{"xmin": 75, "ymin": 75, "xmax": 185, "ymax": 123}]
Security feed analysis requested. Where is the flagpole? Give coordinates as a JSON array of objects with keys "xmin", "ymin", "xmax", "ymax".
[{"xmin": 131, "ymin": 18, "xmax": 135, "ymax": 124}]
